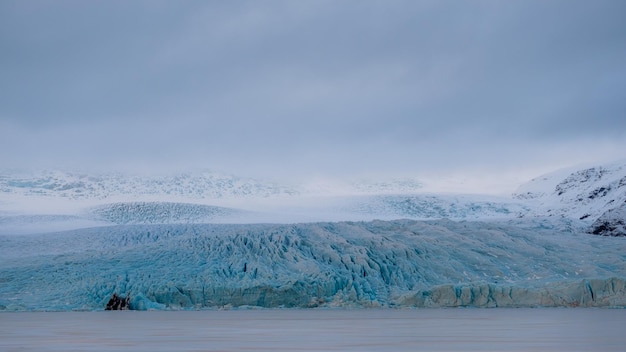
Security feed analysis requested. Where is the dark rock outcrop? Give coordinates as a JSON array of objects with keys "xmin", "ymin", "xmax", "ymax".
[
  {"xmin": 590, "ymin": 203, "xmax": 626, "ymax": 237},
  {"xmin": 105, "ymin": 293, "xmax": 130, "ymax": 310}
]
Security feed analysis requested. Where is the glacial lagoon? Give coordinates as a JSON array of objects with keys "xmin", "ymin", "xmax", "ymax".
[{"xmin": 1, "ymin": 308, "xmax": 625, "ymax": 351}]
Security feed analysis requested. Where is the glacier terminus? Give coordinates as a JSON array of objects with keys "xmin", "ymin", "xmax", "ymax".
[{"xmin": 1, "ymin": 161, "xmax": 626, "ymax": 311}]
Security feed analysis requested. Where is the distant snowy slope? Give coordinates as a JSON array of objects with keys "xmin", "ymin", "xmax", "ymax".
[
  {"xmin": 514, "ymin": 161, "xmax": 626, "ymax": 234},
  {"xmin": 1, "ymin": 162, "xmax": 625, "ymax": 234},
  {"xmin": 0, "ymin": 168, "xmax": 531, "ymax": 231},
  {"xmin": 0, "ymin": 194, "xmax": 531, "ymax": 235},
  {"xmin": 0, "ymin": 170, "xmax": 299, "ymax": 200},
  {"xmin": 1, "ymin": 220, "xmax": 625, "ymax": 311},
  {"xmin": 0, "ymin": 170, "xmax": 426, "ymax": 202}
]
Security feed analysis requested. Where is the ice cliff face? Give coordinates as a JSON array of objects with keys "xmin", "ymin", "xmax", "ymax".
[{"xmin": 1, "ymin": 220, "xmax": 625, "ymax": 310}]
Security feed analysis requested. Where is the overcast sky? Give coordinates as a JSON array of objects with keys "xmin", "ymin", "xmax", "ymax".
[{"xmin": 1, "ymin": 0, "xmax": 625, "ymax": 192}]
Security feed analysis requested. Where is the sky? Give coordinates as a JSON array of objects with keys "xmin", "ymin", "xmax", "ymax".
[{"xmin": 1, "ymin": 0, "xmax": 625, "ymax": 193}]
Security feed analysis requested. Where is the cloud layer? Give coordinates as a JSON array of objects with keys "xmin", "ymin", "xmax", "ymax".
[{"xmin": 1, "ymin": 0, "xmax": 625, "ymax": 190}]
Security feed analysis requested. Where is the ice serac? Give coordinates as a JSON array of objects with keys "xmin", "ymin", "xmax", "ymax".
[
  {"xmin": 89, "ymin": 202, "xmax": 245, "ymax": 225},
  {"xmin": 1, "ymin": 220, "xmax": 625, "ymax": 310}
]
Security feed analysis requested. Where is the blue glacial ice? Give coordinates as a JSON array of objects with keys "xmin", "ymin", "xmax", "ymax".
[
  {"xmin": 1, "ymin": 162, "xmax": 626, "ymax": 310},
  {"xmin": 1, "ymin": 219, "xmax": 625, "ymax": 311}
]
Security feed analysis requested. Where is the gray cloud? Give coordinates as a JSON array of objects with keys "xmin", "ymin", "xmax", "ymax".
[{"xmin": 1, "ymin": 0, "xmax": 625, "ymax": 188}]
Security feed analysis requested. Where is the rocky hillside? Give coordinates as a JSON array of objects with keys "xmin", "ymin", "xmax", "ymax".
[{"xmin": 514, "ymin": 161, "xmax": 626, "ymax": 236}]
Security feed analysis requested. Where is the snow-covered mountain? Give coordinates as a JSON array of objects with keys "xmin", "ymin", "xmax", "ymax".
[{"xmin": 514, "ymin": 161, "xmax": 626, "ymax": 236}]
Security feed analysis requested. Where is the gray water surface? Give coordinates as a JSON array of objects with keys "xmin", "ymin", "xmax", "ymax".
[{"xmin": 1, "ymin": 309, "xmax": 624, "ymax": 351}]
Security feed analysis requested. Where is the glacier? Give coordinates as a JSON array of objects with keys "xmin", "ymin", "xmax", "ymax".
[
  {"xmin": 1, "ymin": 161, "xmax": 626, "ymax": 310},
  {"xmin": 1, "ymin": 219, "xmax": 625, "ymax": 311}
]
